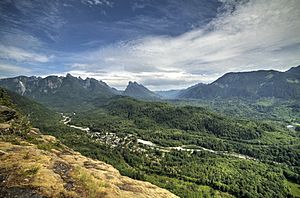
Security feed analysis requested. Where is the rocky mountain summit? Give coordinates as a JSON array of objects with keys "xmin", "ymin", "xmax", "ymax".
[
  {"xmin": 0, "ymin": 74, "xmax": 119, "ymax": 110},
  {"xmin": 124, "ymin": 81, "xmax": 159, "ymax": 100}
]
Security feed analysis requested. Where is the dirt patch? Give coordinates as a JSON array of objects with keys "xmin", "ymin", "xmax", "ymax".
[
  {"xmin": 6, "ymin": 146, "xmax": 23, "ymax": 153},
  {"xmin": 59, "ymin": 149, "xmax": 73, "ymax": 156},
  {"xmin": 83, "ymin": 160, "xmax": 98, "ymax": 169},
  {"xmin": 83, "ymin": 160, "xmax": 107, "ymax": 172},
  {"xmin": 117, "ymin": 183, "xmax": 143, "ymax": 193},
  {"xmin": 104, "ymin": 173, "xmax": 115, "ymax": 180}
]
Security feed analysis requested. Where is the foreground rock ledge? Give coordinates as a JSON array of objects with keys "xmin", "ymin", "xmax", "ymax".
[{"xmin": 0, "ymin": 135, "xmax": 178, "ymax": 198}]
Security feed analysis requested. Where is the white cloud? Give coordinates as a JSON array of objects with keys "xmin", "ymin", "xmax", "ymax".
[
  {"xmin": 68, "ymin": 0, "xmax": 300, "ymax": 90},
  {"xmin": 61, "ymin": 66, "xmax": 222, "ymax": 90},
  {"xmin": 0, "ymin": 32, "xmax": 43, "ymax": 49},
  {"xmin": 81, "ymin": 0, "xmax": 113, "ymax": 7},
  {"xmin": 0, "ymin": 45, "xmax": 52, "ymax": 63},
  {"xmin": 0, "ymin": 63, "xmax": 31, "ymax": 77}
]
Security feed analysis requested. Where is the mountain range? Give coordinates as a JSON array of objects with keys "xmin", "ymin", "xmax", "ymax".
[
  {"xmin": 1, "ymin": 66, "xmax": 300, "ymax": 197},
  {"xmin": 0, "ymin": 65, "xmax": 299, "ymax": 109},
  {"xmin": 0, "ymin": 74, "xmax": 119, "ymax": 110},
  {"xmin": 178, "ymin": 65, "xmax": 300, "ymax": 100}
]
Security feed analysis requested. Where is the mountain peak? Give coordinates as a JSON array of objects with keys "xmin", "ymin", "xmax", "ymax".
[
  {"xmin": 124, "ymin": 81, "xmax": 158, "ymax": 100},
  {"xmin": 66, "ymin": 73, "xmax": 73, "ymax": 78},
  {"xmin": 128, "ymin": 81, "xmax": 138, "ymax": 85},
  {"xmin": 65, "ymin": 73, "xmax": 78, "ymax": 79},
  {"xmin": 125, "ymin": 81, "xmax": 145, "ymax": 91}
]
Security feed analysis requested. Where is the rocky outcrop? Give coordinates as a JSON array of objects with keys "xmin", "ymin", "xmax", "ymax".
[
  {"xmin": 0, "ymin": 106, "xmax": 16, "ymax": 122},
  {"xmin": 0, "ymin": 133, "xmax": 177, "ymax": 198}
]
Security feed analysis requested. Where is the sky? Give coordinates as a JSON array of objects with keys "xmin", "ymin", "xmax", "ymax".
[{"xmin": 0, "ymin": 0, "xmax": 300, "ymax": 90}]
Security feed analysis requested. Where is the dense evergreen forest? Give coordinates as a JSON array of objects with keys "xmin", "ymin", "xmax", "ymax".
[{"xmin": 1, "ymin": 88, "xmax": 300, "ymax": 197}]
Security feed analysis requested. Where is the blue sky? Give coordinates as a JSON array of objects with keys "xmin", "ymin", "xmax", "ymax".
[{"xmin": 0, "ymin": 0, "xmax": 300, "ymax": 90}]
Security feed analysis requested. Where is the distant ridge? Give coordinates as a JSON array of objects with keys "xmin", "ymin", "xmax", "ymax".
[
  {"xmin": 1, "ymin": 65, "xmax": 299, "ymax": 106},
  {"xmin": 155, "ymin": 89, "xmax": 181, "ymax": 99},
  {"xmin": 178, "ymin": 65, "xmax": 300, "ymax": 100}
]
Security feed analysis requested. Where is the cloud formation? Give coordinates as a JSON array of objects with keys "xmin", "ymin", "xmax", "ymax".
[
  {"xmin": 0, "ymin": 0, "xmax": 300, "ymax": 90},
  {"xmin": 66, "ymin": 0, "xmax": 300, "ymax": 90},
  {"xmin": 0, "ymin": 63, "xmax": 31, "ymax": 77},
  {"xmin": 0, "ymin": 45, "xmax": 51, "ymax": 63},
  {"xmin": 81, "ymin": 0, "xmax": 113, "ymax": 7}
]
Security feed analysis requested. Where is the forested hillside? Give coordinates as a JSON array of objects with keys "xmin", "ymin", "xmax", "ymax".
[
  {"xmin": 0, "ymin": 89, "xmax": 177, "ymax": 198},
  {"xmin": 68, "ymin": 96, "xmax": 300, "ymax": 197},
  {"xmin": 1, "ymin": 86, "xmax": 300, "ymax": 197},
  {"xmin": 179, "ymin": 66, "xmax": 300, "ymax": 100}
]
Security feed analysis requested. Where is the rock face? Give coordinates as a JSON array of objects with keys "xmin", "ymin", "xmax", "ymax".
[
  {"xmin": 179, "ymin": 65, "xmax": 300, "ymax": 100},
  {"xmin": 0, "ymin": 134, "xmax": 177, "ymax": 198},
  {"xmin": 124, "ymin": 81, "xmax": 159, "ymax": 100},
  {"xmin": 0, "ymin": 74, "xmax": 120, "ymax": 110},
  {"xmin": 0, "ymin": 106, "xmax": 16, "ymax": 122}
]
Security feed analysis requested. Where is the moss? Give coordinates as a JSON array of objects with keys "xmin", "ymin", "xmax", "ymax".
[
  {"xmin": 37, "ymin": 143, "xmax": 55, "ymax": 151},
  {"xmin": 23, "ymin": 152, "xmax": 30, "ymax": 160},
  {"xmin": 1, "ymin": 135, "xmax": 22, "ymax": 145},
  {"xmin": 36, "ymin": 140, "xmax": 63, "ymax": 152},
  {"xmin": 71, "ymin": 166, "xmax": 108, "ymax": 198},
  {"xmin": 0, "ymin": 136, "xmax": 177, "ymax": 198},
  {"xmin": 19, "ymin": 166, "xmax": 40, "ymax": 177}
]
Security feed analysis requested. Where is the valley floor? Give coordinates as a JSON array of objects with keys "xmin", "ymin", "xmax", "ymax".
[{"xmin": 60, "ymin": 113, "xmax": 299, "ymax": 198}]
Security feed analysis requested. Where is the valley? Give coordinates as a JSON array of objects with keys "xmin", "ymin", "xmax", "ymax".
[
  {"xmin": 1, "ymin": 1, "xmax": 300, "ymax": 197},
  {"xmin": 55, "ymin": 96, "xmax": 299, "ymax": 197},
  {"xmin": 62, "ymin": 114, "xmax": 261, "ymax": 162},
  {"xmin": 0, "ymin": 95, "xmax": 177, "ymax": 197},
  {"xmin": 0, "ymin": 66, "xmax": 300, "ymax": 198}
]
